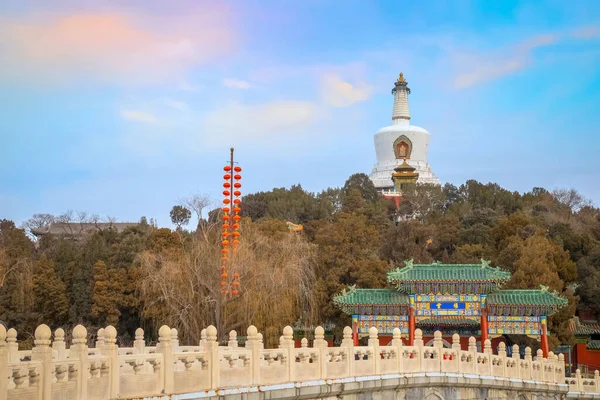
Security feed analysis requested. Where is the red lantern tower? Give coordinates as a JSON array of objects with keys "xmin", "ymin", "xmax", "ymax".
[{"xmin": 221, "ymin": 148, "xmax": 242, "ymax": 296}]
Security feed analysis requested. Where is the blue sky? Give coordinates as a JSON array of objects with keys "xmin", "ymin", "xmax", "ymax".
[{"xmin": 1, "ymin": 0, "xmax": 599, "ymax": 227}]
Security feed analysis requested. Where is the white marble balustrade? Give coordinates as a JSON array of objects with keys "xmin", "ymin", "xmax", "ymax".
[{"xmin": 0, "ymin": 323, "xmax": 595, "ymax": 400}]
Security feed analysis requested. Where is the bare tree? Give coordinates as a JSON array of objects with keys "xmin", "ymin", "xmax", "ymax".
[
  {"xmin": 181, "ymin": 195, "xmax": 212, "ymax": 222},
  {"xmin": 21, "ymin": 213, "xmax": 55, "ymax": 239},
  {"xmin": 552, "ymin": 189, "xmax": 592, "ymax": 213},
  {"xmin": 137, "ymin": 218, "xmax": 318, "ymax": 346}
]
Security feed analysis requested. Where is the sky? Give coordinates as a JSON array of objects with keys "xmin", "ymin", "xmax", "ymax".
[{"xmin": 1, "ymin": 0, "xmax": 599, "ymax": 227}]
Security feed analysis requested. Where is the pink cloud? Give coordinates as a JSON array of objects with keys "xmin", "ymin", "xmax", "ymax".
[{"xmin": 0, "ymin": 8, "xmax": 237, "ymax": 85}]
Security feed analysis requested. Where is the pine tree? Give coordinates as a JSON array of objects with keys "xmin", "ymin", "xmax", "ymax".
[
  {"xmin": 33, "ymin": 256, "xmax": 69, "ymax": 324},
  {"xmin": 91, "ymin": 260, "xmax": 121, "ymax": 326}
]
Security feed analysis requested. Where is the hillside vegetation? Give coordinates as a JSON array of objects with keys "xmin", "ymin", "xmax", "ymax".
[{"xmin": 1, "ymin": 174, "xmax": 599, "ymax": 349}]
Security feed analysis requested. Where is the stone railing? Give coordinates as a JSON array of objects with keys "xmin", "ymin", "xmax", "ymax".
[{"xmin": 0, "ymin": 323, "xmax": 594, "ymax": 400}]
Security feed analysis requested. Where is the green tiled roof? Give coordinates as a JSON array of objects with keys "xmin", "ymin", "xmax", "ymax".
[
  {"xmin": 487, "ymin": 290, "xmax": 568, "ymax": 307},
  {"xmin": 387, "ymin": 261, "xmax": 511, "ymax": 283},
  {"xmin": 333, "ymin": 288, "xmax": 409, "ymax": 306},
  {"xmin": 587, "ymin": 341, "xmax": 600, "ymax": 350},
  {"xmin": 417, "ymin": 317, "xmax": 480, "ymax": 327},
  {"xmin": 574, "ymin": 325, "xmax": 600, "ymax": 337}
]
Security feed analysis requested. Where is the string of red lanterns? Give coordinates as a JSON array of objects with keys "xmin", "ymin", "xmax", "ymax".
[{"xmin": 221, "ymin": 148, "xmax": 242, "ymax": 296}]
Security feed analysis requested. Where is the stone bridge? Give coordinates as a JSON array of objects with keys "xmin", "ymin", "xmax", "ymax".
[{"xmin": 2, "ymin": 323, "xmax": 599, "ymax": 400}]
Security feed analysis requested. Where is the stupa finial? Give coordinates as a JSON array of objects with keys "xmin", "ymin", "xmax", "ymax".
[{"xmin": 397, "ymin": 72, "xmax": 406, "ymax": 83}]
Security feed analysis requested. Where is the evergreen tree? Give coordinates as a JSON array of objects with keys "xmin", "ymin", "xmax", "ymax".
[
  {"xmin": 33, "ymin": 256, "xmax": 69, "ymax": 324},
  {"xmin": 91, "ymin": 260, "xmax": 121, "ymax": 326}
]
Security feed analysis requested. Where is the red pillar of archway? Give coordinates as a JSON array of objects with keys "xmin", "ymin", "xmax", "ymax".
[
  {"xmin": 352, "ymin": 319, "xmax": 359, "ymax": 346},
  {"xmin": 408, "ymin": 307, "xmax": 416, "ymax": 345},
  {"xmin": 480, "ymin": 308, "xmax": 488, "ymax": 344},
  {"xmin": 541, "ymin": 317, "xmax": 549, "ymax": 358}
]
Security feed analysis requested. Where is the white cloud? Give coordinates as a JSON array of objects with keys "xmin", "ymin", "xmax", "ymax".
[
  {"xmin": 163, "ymin": 98, "xmax": 189, "ymax": 112},
  {"xmin": 320, "ymin": 73, "xmax": 373, "ymax": 107},
  {"xmin": 0, "ymin": 9, "xmax": 236, "ymax": 85},
  {"xmin": 452, "ymin": 34, "xmax": 559, "ymax": 89},
  {"xmin": 201, "ymin": 100, "xmax": 316, "ymax": 145},
  {"xmin": 572, "ymin": 26, "xmax": 600, "ymax": 39},
  {"xmin": 178, "ymin": 81, "xmax": 202, "ymax": 92},
  {"xmin": 120, "ymin": 109, "xmax": 158, "ymax": 124},
  {"xmin": 223, "ymin": 78, "xmax": 252, "ymax": 89}
]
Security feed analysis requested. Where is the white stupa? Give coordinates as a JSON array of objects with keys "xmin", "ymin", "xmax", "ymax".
[{"xmin": 368, "ymin": 73, "xmax": 440, "ymax": 196}]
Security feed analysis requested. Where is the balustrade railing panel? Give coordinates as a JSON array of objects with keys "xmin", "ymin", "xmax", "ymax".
[
  {"xmin": 353, "ymin": 346, "xmax": 376, "ymax": 376},
  {"xmin": 0, "ymin": 323, "xmax": 588, "ymax": 400}
]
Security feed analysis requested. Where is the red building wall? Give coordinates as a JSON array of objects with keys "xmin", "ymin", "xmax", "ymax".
[{"xmin": 573, "ymin": 343, "xmax": 600, "ymax": 370}]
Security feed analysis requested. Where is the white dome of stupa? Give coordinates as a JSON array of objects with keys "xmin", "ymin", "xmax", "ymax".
[{"xmin": 368, "ymin": 73, "xmax": 440, "ymax": 193}]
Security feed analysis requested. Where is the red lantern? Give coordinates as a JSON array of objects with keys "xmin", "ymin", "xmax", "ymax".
[
  {"xmin": 233, "ymin": 174, "xmax": 241, "ymax": 180},
  {"xmin": 223, "ymin": 182, "xmax": 231, "ymax": 189},
  {"xmin": 223, "ymin": 215, "xmax": 230, "ymax": 221},
  {"xmin": 223, "ymin": 198, "xmax": 231, "ymax": 204},
  {"xmin": 234, "ymin": 166, "xmax": 242, "ymax": 172},
  {"xmin": 221, "ymin": 290, "xmax": 227, "ymax": 295},
  {"xmin": 223, "ymin": 207, "xmax": 230, "ymax": 213},
  {"xmin": 223, "ymin": 190, "xmax": 231, "ymax": 196},
  {"xmin": 232, "ymin": 223, "xmax": 239, "ymax": 229},
  {"xmin": 221, "ymin": 249, "xmax": 229, "ymax": 254},
  {"xmin": 234, "ymin": 273, "xmax": 239, "ymax": 279},
  {"xmin": 233, "ymin": 207, "xmax": 241, "ymax": 213},
  {"xmin": 234, "ymin": 182, "xmax": 242, "ymax": 188},
  {"xmin": 232, "ymin": 281, "xmax": 240, "ymax": 287},
  {"xmin": 224, "ymin": 166, "xmax": 232, "ymax": 172},
  {"xmin": 232, "ymin": 289, "xmax": 239, "ymax": 295},
  {"xmin": 221, "ymin": 273, "xmax": 228, "ymax": 279},
  {"xmin": 221, "ymin": 282, "xmax": 227, "ymax": 287},
  {"xmin": 220, "ymin": 265, "xmax": 226, "ymax": 271},
  {"xmin": 224, "ymin": 174, "xmax": 231, "ymax": 180},
  {"xmin": 233, "ymin": 199, "xmax": 241, "ymax": 205},
  {"xmin": 232, "ymin": 239, "xmax": 240, "ymax": 245},
  {"xmin": 233, "ymin": 190, "xmax": 241, "ymax": 196},
  {"xmin": 222, "ymin": 224, "xmax": 229, "ymax": 230},
  {"xmin": 232, "ymin": 232, "xmax": 240, "ymax": 238},
  {"xmin": 222, "ymin": 240, "xmax": 230, "ymax": 246},
  {"xmin": 233, "ymin": 215, "xmax": 241, "ymax": 221},
  {"xmin": 221, "ymin": 232, "xmax": 229, "ymax": 237}
]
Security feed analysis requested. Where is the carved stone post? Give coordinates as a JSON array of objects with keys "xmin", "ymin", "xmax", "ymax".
[
  {"xmin": 314, "ymin": 326, "xmax": 327, "ymax": 379},
  {"xmin": 6, "ymin": 328, "xmax": 18, "ymax": 362},
  {"xmin": 576, "ymin": 368, "xmax": 582, "ymax": 392},
  {"xmin": 71, "ymin": 325, "xmax": 89, "ymax": 400},
  {"xmin": 95, "ymin": 328, "xmax": 105, "ymax": 350},
  {"xmin": 498, "ymin": 342, "xmax": 507, "ymax": 377},
  {"xmin": 414, "ymin": 329, "xmax": 424, "ymax": 371},
  {"xmin": 452, "ymin": 334, "xmax": 461, "ymax": 373},
  {"xmin": 512, "ymin": 344, "xmax": 520, "ymax": 379},
  {"xmin": 281, "ymin": 326, "xmax": 295, "ymax": 382},
  {"xmin": 228, "ymin": 331, "xmax": 238, "ymax": 349},
  {"xmin": 156, "ymin": 325, "xmax": 173, "ymax": 394},
  {"xmin": 171, "ymin": 328, "xmax": 179, "ymax": 353},
  {"xmin": 342, "ymin": 326, "xmax": 355, "ymax": 376},
  {"xmin": 368, "ymin": 327, "xmax": 379, "ymax": 374},
  {"xmin": 468, "ymin": 337, "xmax": 477, "ymax": 373},
  {"xmin": 391, "ymin": 328, "xmax": 403, "ymax": 373},
  {"xmin": 246, "ymin": 325, "xmax": 261, "ymax": 385},
  {"xmin": 0, "ymin": 325, "xmax": 8, "ymax": 399},
  {"xmin": 558, "ymin": 353, "xmax": 566, "ymax": 384},
  {"xmin": 102, "ymin": 325, "xmax": 119, "ymax": 399},
  {"xmin": 595, "ymin": 370, "xmax": 599, "ymax": 392},
  {"xmin": 200, "ymin": 328, "xmax": 207, "ymax": 350},
  {"xmin": 31, "ymin": 324, "xmax": 53, "ymax": 400},
  {"xmin": 52, "ymin": 328, "xmax": 67, "ymax": 360},
  {"xmin": 134, "ymin": 328, "xmax": 145, "ymax": 354},
  {"xmin": 524, "ymin": 347, "xmax": 533, "ymax": 380},
  {"xmin": 206, "ymin": 325, "xmax": 220, "ymax": 390}
]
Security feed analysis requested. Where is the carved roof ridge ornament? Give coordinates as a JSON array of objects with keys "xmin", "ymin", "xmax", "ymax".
[
  {"xmin": 481, "ymin": 259, "xmax": 491, "ymax": 269},
  {"xmin": 405, "ymin": 259, "xmax": 414, "ymax": 269},
  {"xmin": 540, "ymin": 284, "xmax": 549, "ymax": 293}
]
